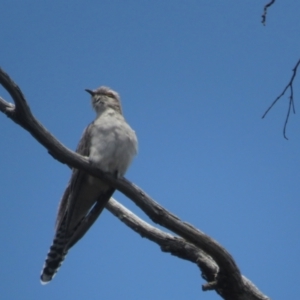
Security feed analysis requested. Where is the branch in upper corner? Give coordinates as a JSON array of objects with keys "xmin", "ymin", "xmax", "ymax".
[
  {"xmin": 261, "ymin": 0, "xmax": 275, "ymax": 26},
  {"xmin": 262, "ymin": 58, "xmax": 300, "ymax": 140}
]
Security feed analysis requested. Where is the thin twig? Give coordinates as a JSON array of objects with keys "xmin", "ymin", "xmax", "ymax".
[
  {"xmin": 261, "ymin": 0, "xmax": 275, "ymax": 26},
  {"xmin": 262, "ymin": 58, "xmax": 300, "ymax": 139}
]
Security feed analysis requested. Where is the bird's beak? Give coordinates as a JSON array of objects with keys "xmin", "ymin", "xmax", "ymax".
[{"xmin": 85, "ymin": 89, "xmax": 95, "ymax": 96}]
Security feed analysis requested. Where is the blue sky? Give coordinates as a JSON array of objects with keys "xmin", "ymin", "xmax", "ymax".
[{"xmin": 1, "ymin": 1, "xmax": 299, "ymax": 299}]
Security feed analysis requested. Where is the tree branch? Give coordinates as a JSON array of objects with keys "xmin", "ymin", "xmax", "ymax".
[
  {"xmin": 107, "ymin": 198, "xmax": 219, "ymax": 278},
  {"xmin": 262, "ymin": 58, "xmax": 300, "ymax": 139},
  {"xmin": 107, "ymin": 198, "xmax": 269, "ymax": 299},
  {"xmin": 0, "ymin": 67, "xmax": 270, "ymax": 300},
  {"xmin": 261, "ymin": 0, "xmax": 275, "ymax": 26}
]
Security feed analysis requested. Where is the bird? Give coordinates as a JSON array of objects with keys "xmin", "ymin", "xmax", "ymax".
[{"xmin": 40, "ymin": 86, "xmax": 138, "ymax": 284}]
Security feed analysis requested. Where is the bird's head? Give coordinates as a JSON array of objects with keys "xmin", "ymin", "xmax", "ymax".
[{"xmin": 85, "ymin": 86, "xmax": 122, "ymax": 115}]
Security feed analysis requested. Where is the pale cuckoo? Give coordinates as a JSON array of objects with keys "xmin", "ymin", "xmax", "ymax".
[{"xmin": 40, "ymin": 86, "xmax": 138, "ymax": 284}]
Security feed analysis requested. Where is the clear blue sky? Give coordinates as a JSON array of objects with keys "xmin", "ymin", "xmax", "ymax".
[{"xmin": 1, "ymin": 1, "xmax": 299, "ymax": 299}]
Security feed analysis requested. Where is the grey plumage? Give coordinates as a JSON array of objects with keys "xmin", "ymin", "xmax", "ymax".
[{"xmin": 40, "ymin": 86, "xmax": 138, "ymax": 284}]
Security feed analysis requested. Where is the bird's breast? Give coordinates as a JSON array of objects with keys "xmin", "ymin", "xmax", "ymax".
[{"xmin": 89, "ymin": 115, "xmax": 137, "ymax": 176}]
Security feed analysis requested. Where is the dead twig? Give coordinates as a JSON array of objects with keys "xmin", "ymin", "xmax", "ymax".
[
  {"xmin": 262, "ymin": 58, "xmax": 300, "ymax": 139},
  {"xmin": 261, "ymin": 0, "xmax": 275, "ymax": 26}
]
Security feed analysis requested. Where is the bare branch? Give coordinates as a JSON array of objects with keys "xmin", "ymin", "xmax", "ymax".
[
  {"xmin": 107, "ymin": 198, "xmax": 269, "ymax": 300},
  {"xmin": 262, "ymin": 58, "xmax": 300, "ymax": 139},
  {"xmin": 261, "ymin": 0, "xmax": 275, "ymax": 26},
  {"xmin": 0, "ymin": 67, "xmax": 270, "ymax": 300},
  {"xmin": 107, "ymin": 198, "xmax": 218, "ymax": 277}
]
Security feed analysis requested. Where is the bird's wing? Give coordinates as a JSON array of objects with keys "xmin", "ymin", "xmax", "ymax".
[
  {"xmin": 55, "ymin": 122, "xmax": 115, "ymax": 250},
  {"xmin": 66, "ymin": 187, "xmax": 115, "ymax": 249},
  {"xmin": 55, "ymin": 123, "xmax": 92, "ymax": 231}
]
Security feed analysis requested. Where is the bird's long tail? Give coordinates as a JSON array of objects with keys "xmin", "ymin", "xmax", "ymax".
[{"xmin": 40, "ymin": 222, "xmax": 68, "ymax": 284}]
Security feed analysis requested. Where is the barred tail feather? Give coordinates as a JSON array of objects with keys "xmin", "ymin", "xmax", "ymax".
[{"xmin": 40, "ymin": 226, "xmax": 68, "ymax": 284}]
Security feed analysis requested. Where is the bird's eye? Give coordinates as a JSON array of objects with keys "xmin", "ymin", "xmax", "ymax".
[{"xmin": 106, "ymin": 92, "xmax": 115, "ymax": 98}]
